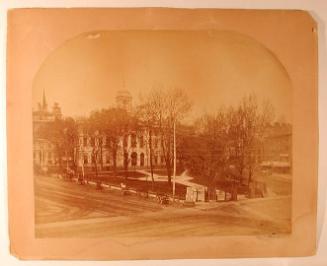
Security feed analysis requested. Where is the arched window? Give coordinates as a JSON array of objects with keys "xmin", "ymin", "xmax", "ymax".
[
  {"xmin": 124, "ymin": 152, "xmax": 129, "ymax": 167},
  {"xmin": 154, "ymin": 138, "xmax": 159, "ymax": 148},
  {"xmin": 131, "ymin": 152, "xmax": 137, "ymax": 166},
  {"xmin": 140, "ymin": 153, "xmax": 145, "ymax": 167}
]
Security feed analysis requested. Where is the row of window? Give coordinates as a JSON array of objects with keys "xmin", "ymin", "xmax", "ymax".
[
  {"xmin": 83, "ymin": 154, "xmax": 110, "ymax": 164},
  {"xmin": 80, "ymin": 134, "xmax": 161, "ymax": 149},
  {"xmin": 33, "ymin": 151, "xmax": 53, "ymax": 160},
  {"xmin": 33, "ymin": 150, "xmax": 56, "ymax": 165},
  {"xmin": 82, "ymin": 152, "xmax": 165, "ymax": 167}
]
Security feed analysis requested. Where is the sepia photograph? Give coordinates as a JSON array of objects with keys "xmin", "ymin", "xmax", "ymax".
[
  {"xmin": 6, "ymin": 7, "xmax": 318, "ymax": 260},
  {"xmin": 32, "ymin": 30, "xmax": 292, "ymax": 238}
]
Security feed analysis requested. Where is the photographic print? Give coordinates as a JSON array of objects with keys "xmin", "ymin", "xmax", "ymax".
[
  {"xmin": 33, "ymin": 30, "xmax": 292, "ymax": 238},
  {"xmin": 7, "ymin": 8, "xmax": 317, "ymax": 259}
]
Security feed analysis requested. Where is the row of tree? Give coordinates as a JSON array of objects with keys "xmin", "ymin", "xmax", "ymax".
[
  {"xmin": 179, "ymin": 95, "xmax": 274, "ymax": 198},
  {"xmin": 34, "ymin": 89, "xmax": 274, "ymax": 198}
]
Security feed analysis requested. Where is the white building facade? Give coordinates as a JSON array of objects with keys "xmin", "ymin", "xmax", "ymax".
[{"xmin": 75, "ymin": 90, "xmax": 166, "ymax": 172}]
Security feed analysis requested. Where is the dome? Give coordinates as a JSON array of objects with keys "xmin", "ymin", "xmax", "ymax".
[
  {"xmin": 115, "ymin": 90, "xmax": 132, "ymax": 111},
  {"xmin": 116, "ymin": 90, "xmax": 132, "ymax": 99}
]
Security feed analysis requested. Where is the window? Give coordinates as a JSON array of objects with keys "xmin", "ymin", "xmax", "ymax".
[
  {"xmin": 103, "ymin": 136, "xmax": 106, "ymax": 146},
  {"xmin": 124, "ymin": 152, "xmax": 129, "ymax": 168},
  {"xmin": 154, "ymin": 138, "xmax": 159, "ymax": 148},
  {"xmin": 139, "ymin": 135, "xmax": 144, "ymax": 148},
  {"xmin": 161, "ymin": 155, "xmax": 165, "ymax": 164},
  {"xmin": 140, "ymin": 153, "xmax": 145, "ymax": 167},
  {"xmin": 106, "ymin": 153, "xmax": 110, "ymax": 164},
  {"xmin": 131, "ymin": 134, "xmax": 137, "ymax": 148},
  {"xmin": 131, "ymin": 152, "xmax": 137, "ymax": 166},
  {"xmin": 123, "ymin": 135, "xmax": 128, "ymax": 147},
  {"xmin": 84, "ymin": 155, "xmax": 88, "ymax": 164},
  {"xmin": 83, "ymin": 137, "xmax": 88, "ymax": 147},
  {"xmin": 154, "ymin": 155, "xmax": 158, "ymax": 165}
]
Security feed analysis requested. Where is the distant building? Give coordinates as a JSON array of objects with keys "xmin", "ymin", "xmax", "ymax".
[
  {"xmin": 261, "ymin": 122, "xmax": 292, "ymax": 173},
  {"xmin": 33, "ymin": 90, "xmax": 62, "ymax": 133},
  {"xmin": 33, "ymin": 91, "xmax": 62, "ymax": 171},
  {"xmin": 75, "ymin": 90, "xmax": 166, "ymax": 172},
  {"xmin": 33, "ymin": 138, "xmax": 58, "ymax": 170}
]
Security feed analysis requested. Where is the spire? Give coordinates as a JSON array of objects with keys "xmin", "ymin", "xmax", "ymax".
[{"xmin": 42, "ymin": 90, "xmax": 48, "ymax": 111}]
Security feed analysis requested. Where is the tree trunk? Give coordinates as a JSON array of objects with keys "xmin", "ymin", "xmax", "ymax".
[
  {"xmin": 148, "ymin": 128, "xmax": 155, "ymax": 191},
  {"xmin": 248, "ymin": 166, "xmax": 252, "ymax": 187},
  {"xmin": 160, "ymin": 134, "xmax": 172, "ymax": 187},
  {"xmin": 124, "ymin": 150, "xmax": 128, "ymax": 181},
  {"xmin": 248, "ymin": 165, "xmax": 254, "ymax": 198},
  {"xmin": 57, "ymin": 148, "xmax": 63, "ymax": 171},
  {"xmin": 94, "ymin": 151, "xmax": 102, "ymax": 190},
  {"xmin": 71, "ymin": 146, "xmax": 77, "ymax": 173},
  {"xmin": 100, "ymin": 142, "xmax": 103, "ymax": 171},
  {"xmin": 231, "ymin": 181, "xmax": 238, "ymax": 201},
  {"xmin": 112, "ymin": 147, "xmax": 117, "ymax": 177}
]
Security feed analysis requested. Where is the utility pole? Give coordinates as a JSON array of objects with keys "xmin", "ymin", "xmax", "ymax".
[
  {"xmin": 64, "ymin": 128, "xmax": 69, "ymax": 172},
  {"xmin": 173, "ymin": 120, "xmax": 176, "ymax": 201}
]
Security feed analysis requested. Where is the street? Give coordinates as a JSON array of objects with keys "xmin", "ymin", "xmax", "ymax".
[{"xmin": 35, "ymin": 175, "xmax": 291, "ymax": 238}]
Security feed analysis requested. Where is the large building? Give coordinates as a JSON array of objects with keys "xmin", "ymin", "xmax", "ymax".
[{"xmin": 75, "ymin": 90, "xmax": 166, "ymax": 172}]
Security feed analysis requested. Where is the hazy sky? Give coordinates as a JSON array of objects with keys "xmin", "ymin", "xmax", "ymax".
[{"xmin": 33, "ymin": 30, "xmax": 292, "ymax": 121}]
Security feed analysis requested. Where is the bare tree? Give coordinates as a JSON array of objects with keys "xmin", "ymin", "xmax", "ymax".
[
  {"xmin": 138, "ymin": 96, "xmax": 158, "ymax": 190},
  {"xmin": 227, "ymin": 94, "xmax": 275, "ymax": 198},
  {"xmin": 145, "ymin": 87, "xmax": 191, "ymax": 186},
  {"xmin": 180, "ymin": 94, "xmax": 275, "ymax": 200}
]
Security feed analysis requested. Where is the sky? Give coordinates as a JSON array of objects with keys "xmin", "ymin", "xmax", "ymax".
[{"xmin": 32, "ymin": 30, "xmax": 292, "ymax": 122}]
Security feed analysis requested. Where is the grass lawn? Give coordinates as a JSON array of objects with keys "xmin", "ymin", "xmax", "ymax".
[
  {"xmin": 86, "ymin": 174, "xmax": 187, "ymax": 199},
  {"xmin": 151, "ymin": 168, "xmax": 185, "ymax": 176}
]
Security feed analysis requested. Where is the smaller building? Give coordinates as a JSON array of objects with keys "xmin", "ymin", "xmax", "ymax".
[
  {"xmin": 33, "ymin": 138, "xmax": 58, "ymax": 172},
  {"xmin": 261, "ymin": 122, "xmax": 292, "ymax": 173}
]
